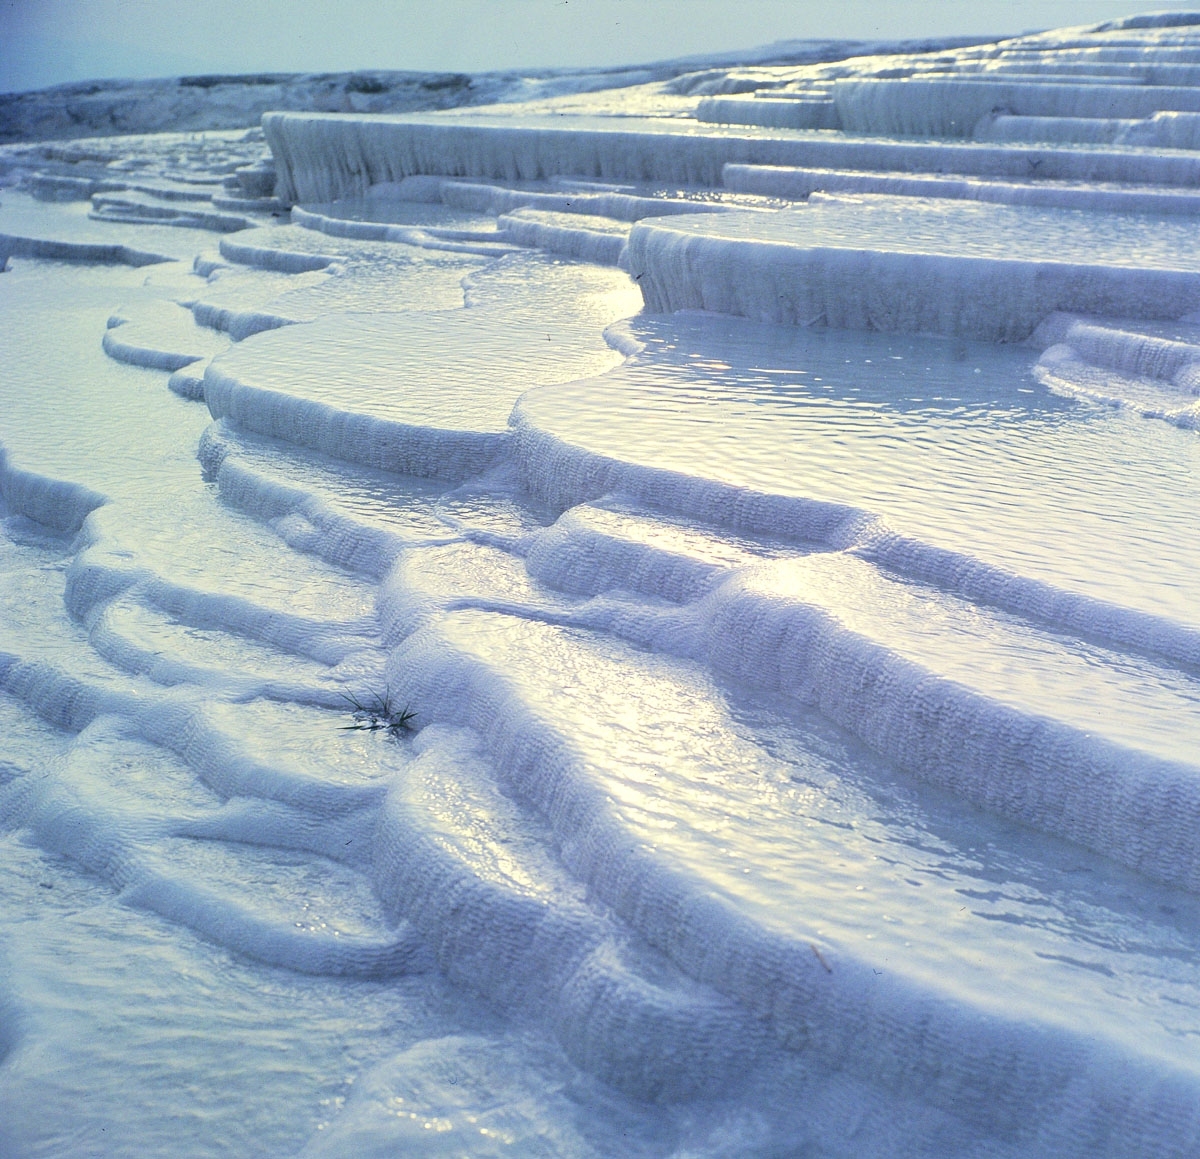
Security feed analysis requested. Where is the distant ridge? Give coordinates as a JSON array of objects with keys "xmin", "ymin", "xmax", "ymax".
[{"xmin": 0, "ymin": 35, "xmax": 996, "ymax": 144}]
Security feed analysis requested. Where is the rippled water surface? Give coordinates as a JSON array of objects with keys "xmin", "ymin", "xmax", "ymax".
[
  {"xmin": 656, "ymin": 193, "xmax": 1200, "ymax": 267},
  {"xmin": 521, "ymin": 311, "xmax": 1200, "ymax": 626}
]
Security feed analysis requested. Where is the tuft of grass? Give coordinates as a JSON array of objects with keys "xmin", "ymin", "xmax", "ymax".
[{"xmin": 339, "ymin": 688, "xmax": 417, "ymax": 738}]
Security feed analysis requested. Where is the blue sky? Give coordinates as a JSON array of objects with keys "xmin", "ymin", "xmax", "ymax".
[{"xmin": 2, "ymin": 0, "xmax": 1192, "ymax": 93}]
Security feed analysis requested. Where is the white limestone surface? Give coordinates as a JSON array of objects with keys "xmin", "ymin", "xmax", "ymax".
[
  {"xmin": 3, "ymin": 13, "xmax": 1200, "ymax": 1159},
  {"xmin": 626, "ymin": 194, "xmax": 1200, "ymax": 339}
]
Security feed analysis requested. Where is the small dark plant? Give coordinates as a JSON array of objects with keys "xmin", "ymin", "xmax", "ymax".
[{"xmin": 339, "ymin": 689, "xmax": 417, "ymax": 738}]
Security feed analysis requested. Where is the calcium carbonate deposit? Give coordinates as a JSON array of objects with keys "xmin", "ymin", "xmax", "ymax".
[{"xmin": 2, "ymin": 12, "xmax": 1200, "ymax": 1157}]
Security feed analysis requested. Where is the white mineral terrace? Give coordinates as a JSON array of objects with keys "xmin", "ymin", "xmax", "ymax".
[{"xmin": 2, "ymin": 11, "xmax": 1200, "ymax": 1158}]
